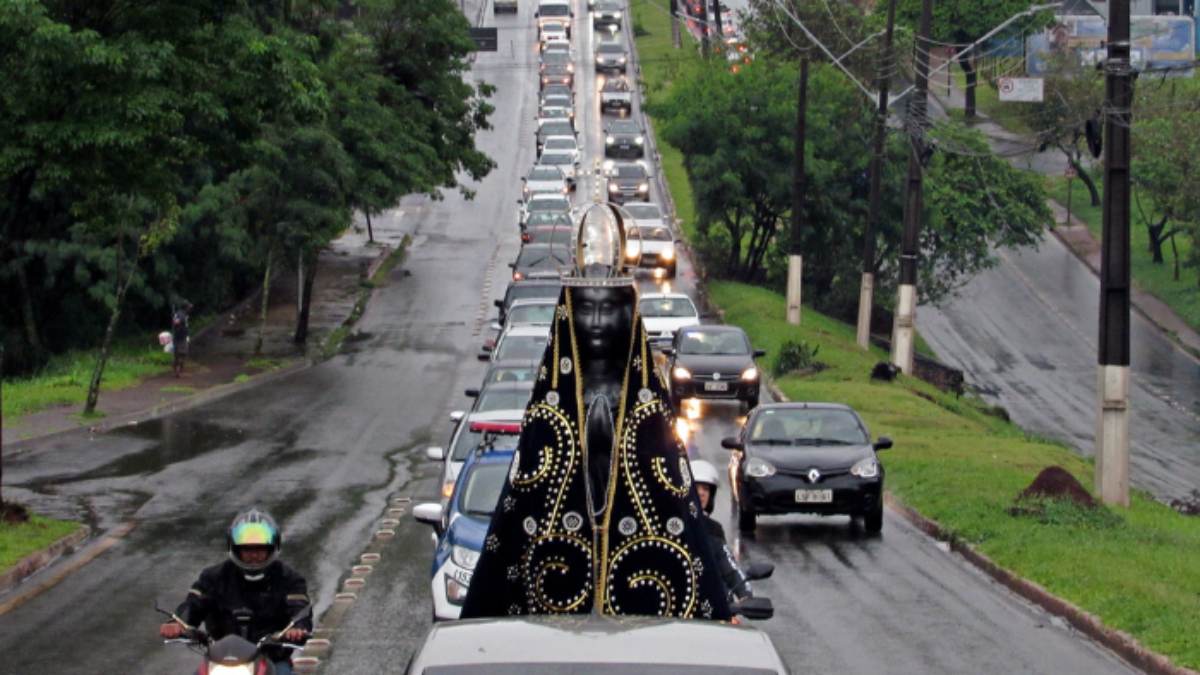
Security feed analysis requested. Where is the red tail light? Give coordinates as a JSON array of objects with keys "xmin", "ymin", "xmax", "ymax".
[
  {"xmin": 470, "ymin": 421, "xmax": 523, "ymax": 433},
  {"xmin": 521, "ymin": 233, "xmax": 531, "ymax": 243}
]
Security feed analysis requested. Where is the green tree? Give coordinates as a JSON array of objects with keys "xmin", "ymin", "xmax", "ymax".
[
  {"xmin": 1027, "ymin": 53, "xmax": 1104, "ymax": 206},
  {"xmin": 1131, "ymin": 82, "xmax": 1200, "ymax": 272}
]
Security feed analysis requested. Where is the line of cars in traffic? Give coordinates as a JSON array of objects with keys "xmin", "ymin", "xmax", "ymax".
[{"xmin": 404, "ymin": 1, "xmax": 891, "ymax": 669}]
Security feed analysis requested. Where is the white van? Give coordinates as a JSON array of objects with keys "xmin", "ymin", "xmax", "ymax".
[{"xmin": 536, "ymin": 0, "xmax": 572, "ymax": 38}]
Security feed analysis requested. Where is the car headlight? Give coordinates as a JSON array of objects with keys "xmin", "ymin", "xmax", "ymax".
[
  {"xmin": 637, "ymin": 182, "xmax": 649, "ymax": 192},
  {"xmin": 618, "ymin": 57, "xmax": 627, "ymax": 64},
  {"xmin": 660, "ymin": 245, "xmax": 675, "ymax": 261},
  {"xmin": 744, "ymin": 457, "xmax": 776, "ymax": 478},
  {"xmin": 741, "ymin": 366, "xmax": 758, "ymax": 381},
  {"xmin": 672, "ymin": 366, "xmax": 691, "ymax": 380},
  {"xmin": 614, "ymin": 10, "xmax": 623, "ymax": 18},
  {"xmin": 634, "ymin": 136, "xmax": 644, "ymax": 145},
  {"xmin": 608, "ymin": 183, "xmax": 619, "ymax": 191},
  {"xmin": 451, "ymin": 544, "xmax": 480, "ymax": 570},
  {"xmin": 606, "ymin": 135, "xmax": 615, "ymax": 144},
  {"xmin": 445, "ymin": 574, "xmax": 469, "ymax": 604},
  {"xmin": 625, "ymin": 241, "xmax": 641, "ymax": 259},
  {"xmin": 851, "ymin": 457, "xmax": 879, "ymax": 479},
  {"xmin": 567, "ymin": 63, "xmax": 574, "ymax": 73}
]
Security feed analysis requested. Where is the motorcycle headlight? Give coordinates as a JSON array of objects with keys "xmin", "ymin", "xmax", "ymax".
[
  {"xmin": 637, "ymin": 182, "xmax": 649, "ymax": 192},
  {"xmin": 451, "ymin": 544, "xmax": 481, "ymax": 570},
  {"xmin": 741, "ymin": 366, "xmax": 758, "ymax": 381},
  {"xmin": 635, "ymin": 136, "xmax": 644, "ymax": 145},
  {"xmin": 851, "ymin": 457, "xmax": 879, "ymax": 479},
  {"xmin": 744, "ymin": 457, "xmax": 776, "ymax": 478},
  {"xmin": 672, "ymin": 366, "xmax": 691, "ymax": 380},
  {"xmin": 606, "ymin": 135, "xmax": 615, "ymax": 144}
]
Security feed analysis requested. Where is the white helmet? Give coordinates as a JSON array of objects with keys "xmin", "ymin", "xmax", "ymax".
[{"xmin": 690, "ymin": 459, "xmax": 719, "ymax": 514}]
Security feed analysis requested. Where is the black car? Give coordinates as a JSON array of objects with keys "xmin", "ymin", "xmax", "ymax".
[
  {"xmin": 540, "ymin": 63, "xmax": 574, "ymax": 91},
  {"xmin": 494, "ymin": 279, "xmax": 562, "ymax": 324},
  {"xmin": 664, "ymin": 325, "xmax": 763, "ymax": 410},
  {"xmin": 536, "ymin": 119, "xmax": 576, "ymax": 155},
  {"xmin": 722, "ymin": 403, "xmax": 892, "ymax": 533},
  {"xmin": 604, "ymin": 119, "xmax": 645, "ymax": 158},
  {"xmin": 594, "ymin": 40, "xmax": 628, "ymax": 73},
  {"xmin": 592, "ymin": 0, "xmax": 624, "ymax": 29},
  {"xmin": 509, "ymin": 244, "xmax": 572, "ymax": 281},
  {"xmin": 604, "ymin": 161, "xmax": 650, "ymax": 203}
]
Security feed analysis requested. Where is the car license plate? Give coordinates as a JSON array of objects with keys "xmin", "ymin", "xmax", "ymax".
[
  {"xmin": 703, "ymin": 381, "xmax": 729, "ymax": 392},
  {"xmin": 795, "ymin": 489, "xmax": 832, "ymax": 503},
  {"xmin": 452, "ymin": 567, "xmax": 473, "ymax": 586}
]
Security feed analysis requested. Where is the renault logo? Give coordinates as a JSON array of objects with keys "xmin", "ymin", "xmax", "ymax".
[
  {"xmin": 808, "ymin": 468, "xmax": 821, "ymax": 483},
  {"xmin": 713, "ymin": 373, "xmax": 721, "ymax": 381}
]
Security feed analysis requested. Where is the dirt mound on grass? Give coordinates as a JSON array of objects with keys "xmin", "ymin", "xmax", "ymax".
[
  {"xmin": 1, "ymin": 501, "xmax": 31, "ymax": 524},
  {"xmin": 1017, "ymin": 466, "xmax": 1097, "ymax": 509}
]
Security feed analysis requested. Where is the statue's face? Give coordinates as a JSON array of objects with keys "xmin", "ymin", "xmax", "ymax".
[{"xmin": 571, "ymin": 286, "xmax": 633, "ymax": 361}]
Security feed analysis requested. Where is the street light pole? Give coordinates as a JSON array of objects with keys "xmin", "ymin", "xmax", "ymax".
[
  {"xmin": 856, "ymin": 0, "xmax": 897, "ymax": 350},
  {"xmin": 787, "ymin": 56, "xmax": 810, "ymax": 326},
  {"xmin": 1096, "ymin": 0, "xmax": 1133, "ymax": 507},
  {"xmin": 891, "ymin": 0, "xmax": 932, "ymax": 374}
]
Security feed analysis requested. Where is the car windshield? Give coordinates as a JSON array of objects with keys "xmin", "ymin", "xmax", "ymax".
[
  {"xmin": 603, "ymin": 78, "xmax": 630, "ymax": 92},
  {"xmin": 509, "ymin": 303, "xmax": 556, "ymax": 324},
  {"xmin": 625, "ymin": 204, "xmax": 661, "ymax": 219},
  {"xmin": 540, "ymin": 4, "xmax": 570, "ymax": 16},
  {"xmin": 451, "ymin": 427, "xmax": 521, "ymax": 461},
  {"xmin": 460, "ymin": 463, "xmax": 510, "ymax": 516},
  {"xmin": 496, "ymin": 334, "xmax": 549, "ymax": 361},
  {"xmin": 527, "ymin": 227, "xmax": 572, "ymax": 246},
  {"xmin": 529, "ymin": 166, "xmax": 561, "ymax": 181},
  {"xmin": 596, "ymin": 0, "xmax": 621, "ymax": 9},
  {"xmin": 486, "ymin": 365, "xmax": 538, "ymax": 384},
  {"xmin": 542, "ymin": 51, "xmax": 570, "ymax": 65},
  {"xmin": 640, "ymin": 297, "xmax": 696, "ymax": 318},
  {"xmin": 544, "ymin": 137, "xmax": 576, "ymax": 151},
  {"xmin": 539, "ymin": 108, "xmax": 569, "ymax": 120},
  {"xmin": 541, "ymin": 121, "xmax": 574, "ymax": 136},
  {"xmin": 749, "ymin": 408, "xmax": 869, "ymax": 445},
  {"xmin": 609, "ymin": 120, "xmax": 640, "ymax": 134},
  {"xmin": 516, "ymin": 247, "xmax": 571, "ymax": 270},
  {"xmin": 679, "ymin": 330, "xmax": 749, "ymax": 355},
  {"xmin": 507, "ymin": 282, "xmax": 561, "ymax": 304},
  {"xmin": 543, "ymin": 95, "xmax": 571, "ymax": 108},
  {"xmin": 527, "ymin": 197, "xmax": 569, "ymax": 212},
  {"xmin": 477, "ymin": 388, "xmax": 532, "ymax": 413},
  {"xmin": 597, "ymin": 42, "xmax": 625, "ymax": 54},
  {"xmin": 612, "ymin": 164, "xmax": 645, "ymax": 178},
  {"xmin": 524, "ymin": 212, "xmax": 572, "ymax": 228},
  {"xmin": 539, "ymin": 153, "xmax": 572, "ymax": 166},
  {"xmin": 636, "ymin": 226, "xmax": 671, "ymax": 241}
]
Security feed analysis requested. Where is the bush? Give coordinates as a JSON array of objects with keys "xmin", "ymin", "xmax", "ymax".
[{"xmin": 772, "ymin": 339, "xmax": 822, "ymax": 377}]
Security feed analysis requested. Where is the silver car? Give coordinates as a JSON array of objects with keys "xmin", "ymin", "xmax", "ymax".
[{"xmin": 405, "ymin": 616, "xmax": 789, "ymax": 674}]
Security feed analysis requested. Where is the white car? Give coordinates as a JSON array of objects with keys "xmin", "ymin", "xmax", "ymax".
[
  {"xmin": 542, "ymin": 135, "xmax": 579, "ymax": 163},
  {"xmin": 537, "ymin": 150, "xmax": 578, "ymax": 188},
  {"xmin": 622, "ymin": 201, "xmax": 668, "ymax": 229},
  {"xmin": 627, "ymin": 223, "xmax": 677, "ymax": 277},
  {"xmin": 519, "ymin": 192, "xmax": 572, "ymax": 229},
  {"xmin": 638, "ymin": 293, "xmax": 700, "ymax": 348},
  {"xmin": 538, "ymin": 21, "xmax": 570, "ymax": 45},
  {"xmin": 523, "ymin": 165, "xmax": 569, "ymax": 199},
  {"xmin": 536, "ymin": 105, "xmax": 574, "ymax": 129}
]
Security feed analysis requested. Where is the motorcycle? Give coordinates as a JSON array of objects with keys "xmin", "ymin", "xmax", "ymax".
[
  {"xmin": 730, "ymin": 561, "xmax": 775, "ymax": 621},
  {"xmin": 156, "ymin": 601, "xmax": 311, "ymax": 674}
]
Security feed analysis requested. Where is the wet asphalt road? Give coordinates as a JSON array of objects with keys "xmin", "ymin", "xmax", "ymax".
[
  {"xmin": 0, "ymin": 2, "xmax": 1137, "ymax": 674},
  {"xmin": 920, "ymin": 240, "xmax": 1200, "ymax": 503}
]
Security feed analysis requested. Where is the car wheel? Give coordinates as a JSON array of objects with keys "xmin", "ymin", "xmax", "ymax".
[
  {"xmin": 863, "ymin": 500, "xmax": 883, "ymax": 534},
  {"xmin": 737, "ymin": 501, "xmax": 757, "ymax": 533}
]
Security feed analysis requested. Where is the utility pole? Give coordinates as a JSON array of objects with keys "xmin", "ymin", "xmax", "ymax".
[
  {"xmin": 856, "ymin": 0, "xmax": 897, "ymax": 350},
  {"xmin": 787, "ymin": 57, "xmax": 810, "ymax": 325},
  {"xmin": 670, "ymin": 0, "xmax": 681, "ymax": 49},
  {"xmin": 891, "ymin": 0, "xmax": 932, "ymax": 374},
  {"xmin": 1096, "ymin": 0, "xmax": 1132, "ymax": 507}
]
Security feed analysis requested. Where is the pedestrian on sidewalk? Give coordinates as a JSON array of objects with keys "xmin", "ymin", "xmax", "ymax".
[{"xmin": 171, "ymin": 301, "xmax": 193, "ymax": 378}]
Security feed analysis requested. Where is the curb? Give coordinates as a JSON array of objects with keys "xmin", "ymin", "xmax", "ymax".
[
  {"xmin": 0, "ymin": 525, "xmax": 91, "ymax": 596},
  {"xmin": 884, "ymin": 494, "xmax": 1198, "ymax": 675}
]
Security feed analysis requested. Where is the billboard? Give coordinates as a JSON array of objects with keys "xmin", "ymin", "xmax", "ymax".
[{"xmin": 1027, "ymin": 14, "xmax": 1195, "ymax": 75}]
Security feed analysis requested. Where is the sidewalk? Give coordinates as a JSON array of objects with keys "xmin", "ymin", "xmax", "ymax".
[
  {"xmin": 928, "ymin": 71, "xmax": 1200, "ymax": 359},
  {"xmin": 6, "ymin": 211, "xmax": 404, "ymax": 449}
]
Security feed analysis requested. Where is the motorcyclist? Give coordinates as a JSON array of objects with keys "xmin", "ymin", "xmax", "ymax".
[
  {"xmin": 159, "ymin": 509, "xmax": 310, "ymax": 674},
  {"xmin": 690, "ymin": 459, "xmax": 753, "ymax": 602}
]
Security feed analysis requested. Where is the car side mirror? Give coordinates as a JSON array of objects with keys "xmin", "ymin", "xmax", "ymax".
[
  {"xmin": 493, "ymin": 299, "xmax": 504, "ymax": 309},
  {"xmin": 753, "ymin": 349, "xmax": 766, "ymax": 358},
  {"xmin": 449, "ymin": 410, "xmax": 465, "ymax": 423},
  {"xmin": 425, "ymin": 446, "xmax": 446, "ymax": 461},
  {"xmin": 874, "ymin": 436, "xmax": 893, "ymax": 451},
  {"xmin": 507, "ymin": 262, "xmax": 516, "ymax": 269},
  {"xmin": 721, "ymin": 436, "xmax": 743, "ymax": 451},
  {"xmin": 412, "ymin": 503, "xmax": 444, "ymax": 528},
  {"xmin": 516, "ymin": 199, "xmax": 523, "ymax": 204},
  {"xmin": 464, "ymin": 388, "xmax": 480, "ymax": 398},
  {"xmin": 744, "ymin": 561, "xmax": 774, "ymax": 581},
  {"xmin": 731, "ymin": 596, "xmax": 774, "ymax": 621}
]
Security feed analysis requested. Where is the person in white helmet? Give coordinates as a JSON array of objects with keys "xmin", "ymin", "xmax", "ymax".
[{"xmin": 690, "ymin": 459, "xmax": 753, "ymax": 602}]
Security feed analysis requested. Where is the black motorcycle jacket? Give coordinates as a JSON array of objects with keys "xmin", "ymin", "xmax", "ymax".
[
  {"xmin": 700, "ymin": 515, "xmax": 753, "ymax": 601},
  {"xmin": 175, "ymin": 560, "xmax": 311, "ymax": 662}
]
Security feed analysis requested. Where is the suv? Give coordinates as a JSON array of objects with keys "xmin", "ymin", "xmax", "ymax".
[
  {"xmin": 535, "ymin": 0, "xmax": 572, "ymax": 38},
  {"xmin": 599, "ymin": 76, "xmax": 632, "ymax": 115}
]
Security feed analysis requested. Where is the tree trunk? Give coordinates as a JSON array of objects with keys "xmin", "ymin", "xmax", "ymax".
[
  {"xmin": 1072, "ymin": 158, "xmax": 1101, "ymax": 207},
  {"xmin": 83, "ymin": 270, "xmax": 134, "ymax": 416},
  {"xmin": 254, "ymin": 247, "xmax": 274, "ymax": 356},
  {"xmin": 15, "ymin": 264, "xmax": 43, "ymax": 358},
  {"xmin": 365, "ymin": 211, "xmax": 375, "ymax": 244},
  {"xmin": 959, "ymin": 53, "xmax": 977, "ymax": 119},
  {"xmin": 1170, "ymin": 233, "xmax": 1180, "ymax": 281},
  {"xmin": 294, "ymin": 249, "xmax": 318, "ymax": 345},
  {"xmin": 1147, "ymin": 217, "xmax": 1168, "ymax": 264}
]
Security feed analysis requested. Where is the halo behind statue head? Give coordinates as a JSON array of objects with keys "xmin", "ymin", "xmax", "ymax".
[{"xmin": 566, "ymin": 202, "xmax": 637, "ymax": 287}]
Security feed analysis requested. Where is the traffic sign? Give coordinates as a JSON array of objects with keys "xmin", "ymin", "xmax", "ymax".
[
  {"xmin": 469, "ymin": 27, "xmax": 498, "ymax": 52},
  {"xmin": 997, "ymin": 77, "xmax": 1044, "ymax": 102}
]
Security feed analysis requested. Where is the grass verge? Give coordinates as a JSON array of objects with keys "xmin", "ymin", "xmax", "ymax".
[
  {"xmin": 2, "ymin": 341, "xmax": 172, "ymax": 422},
  {"xmin": 321, "ymin": 235, "xmax": 411, "ymax": 361},
  {"xmin": 0, "ymin": 515, "xmax": 84, "ymax": 574},
  {"xmin": 710, "ymin": 283, "xmax": 1200, "ymax": 669},
  {"xmin": 1045, "ymin": 175, "xmax": 1200, "ymax": 334}
]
